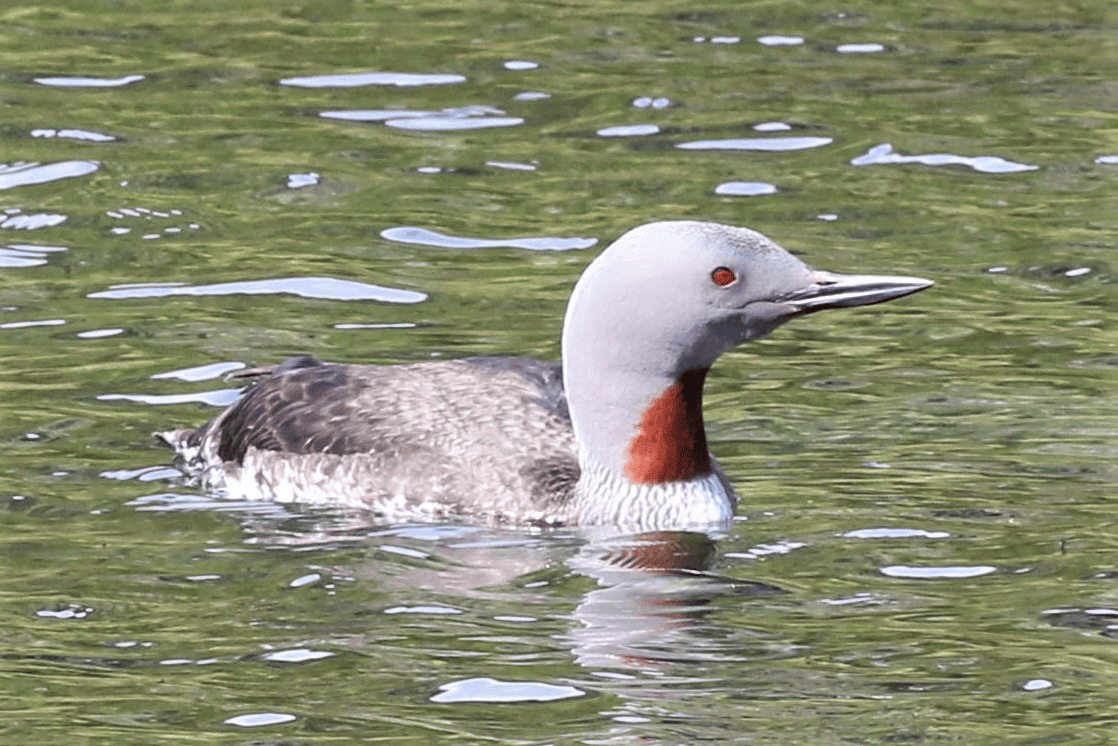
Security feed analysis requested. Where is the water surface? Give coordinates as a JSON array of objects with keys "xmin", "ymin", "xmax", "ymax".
[{"xmin": 1, "ymin": 0, "xmax": 1116, "ymax": 743}]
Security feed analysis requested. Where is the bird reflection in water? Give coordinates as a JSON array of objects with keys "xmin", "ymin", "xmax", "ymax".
[{"xmin": 568, "ymin": 530, "xmax": 783, "ymax": 671}]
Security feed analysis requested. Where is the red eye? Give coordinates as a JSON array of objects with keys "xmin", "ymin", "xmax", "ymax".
[{"xmin": 711, "ymin": 266, "xmax": 736, "ymax": 286}]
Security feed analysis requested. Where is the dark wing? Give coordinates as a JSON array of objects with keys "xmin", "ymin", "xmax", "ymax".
[
  {"xmin": 213, "ymin": 360, "xmax": 397, "ymax": 463},
  {"xmin": 177, "ymin": 355, "xmax": 580, "ymax": 514}
]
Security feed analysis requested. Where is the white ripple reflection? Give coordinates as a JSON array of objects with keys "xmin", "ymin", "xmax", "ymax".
[
  {"xmin": 280, "ymin": 72, "xmax": 465, "ymax": 87},
  {"xmin": 844, "ymin": 527, "xmax": 951, "ymax": 539},
  {"xmin": 76, "ymin": 328, "xmax": 124, "ymax": 339},
  {"xmin": 99, "ymin": 389, "xmax": 243, "ymax": 407},
  {"xmin": 881, "ymin": 565, "xmax": 997, "ymax": 579},
  {"xmin": 597, "ymin": 124, "xmax": 660, "ymax": 137},
  {"xmin": 224, "ymin": 712, "xmax": 297, "ymax": 728},
  {"xmin": 837, "ymin": 43, "xmax": 886, "ymax": 53},
  {"xmin": 152, "ymin": 361, "xmax": 246, "ymax": 382},
  {"xmin": 34, "ymin": 74, "xmax": 144, "ymax": 87},
  {"xmin": 286, "ymin": 172, "xmax": 319, "ymax": 189},
  {"xmin": 485, "ymin": 160, "xmax": 537, "ymax": 171},
  {"xmin": 0, "ymin": 318, "xmax": 65, "ymax": 330},
  {"xmin": 321, "ymin": 109, "xmax": 433, "ymax": 122},
  {"xmin": 323, "ymin": 105, "xmax": 523, "ymax": 131},
  {"xmin": 381, "ymin": 226, "xmax": 597, "ymax": 251},
  {"xmin": 88, "ymin": 277, "xmax": 427, "ymax": 303},
  {"xmin": 678, "ymin": 137, "xmax": 832, "ymax": 151},
  {"xmin": 852, "ymin": 143, "xmax": 1038, "ymax": 173},
  {"xmin": 758, "ymin": 35, "xmax": 804, "ymax": 46},
  {"xmin": 31, "ymin": 128, "xmax": 116, "ymax": 142},
  {"xmin": 754, "ymin": 121, "xmax": 792, "ymax": 132},
  {"xmin": 386, "ymin": 114, "xmax": 523, "ymax": 131},
  {"xmin": 0, "ymin": 210, "xmax": 67, "ymax": 230},
  {"xmin": 261, "ymin": 648, "xmax": 334, "ymax": 663},
  {"xmin": 431, "ymin": 677, "xmax": 585, "ymax": 703},
  {"xmin": 0, "ymin": 243, "xmax": 68, "ymax": 268},
  {"xmin": 714, "ymin": 181, "xmax": 778, "ymax": 196},
  {"xmin": 0, "ymin": 161, "xmax": 100, "ymax": 190}
]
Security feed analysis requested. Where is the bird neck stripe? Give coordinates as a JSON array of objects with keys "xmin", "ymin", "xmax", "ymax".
[{"xmin": 624, "ymin": 368, "xmax": 711, "ymax": 484}]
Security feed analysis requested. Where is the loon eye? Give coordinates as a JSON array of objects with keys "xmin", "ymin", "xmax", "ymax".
[{"xmin": 711, "ymin": 266, "xmax": 737, "ymax": 287}]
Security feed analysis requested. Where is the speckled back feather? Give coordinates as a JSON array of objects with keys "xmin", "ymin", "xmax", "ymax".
[{"xmin": 163, "ymin": 356, "xmax": 580, "ymax": 523}]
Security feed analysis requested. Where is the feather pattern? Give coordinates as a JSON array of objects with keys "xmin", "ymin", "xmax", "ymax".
[{"xmin": 162, "ymin": 356, "xmax": 580, "ymax": 524}]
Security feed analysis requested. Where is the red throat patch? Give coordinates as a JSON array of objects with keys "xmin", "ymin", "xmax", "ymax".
[{"xmin": 624, "ymin": 368, "xmax": 711, "ymax": 484}]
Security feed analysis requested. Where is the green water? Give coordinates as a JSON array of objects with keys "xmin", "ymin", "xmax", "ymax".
[{"xmin": 2, "ymin": 0, "xmax": 1116, "ymax": 743}]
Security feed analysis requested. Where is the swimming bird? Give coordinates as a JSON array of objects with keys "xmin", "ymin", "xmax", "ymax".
[{"xmin": 160, "ymin": 221, "xmax": 931, "ymax": 531}]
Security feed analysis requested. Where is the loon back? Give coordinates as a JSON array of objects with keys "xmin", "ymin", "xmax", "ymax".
[{"xmin": 161, "ymin": 356, "xmax": 580, "ymax": 524}]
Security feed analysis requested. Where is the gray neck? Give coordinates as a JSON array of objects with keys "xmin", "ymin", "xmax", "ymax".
[
  {"xmin": 561, "ymin": 278, "xmax": 715, "ymax": 487},
  {"xmin": 560, "ymin": 347, "xmax": 737, "ymax": 529},
  {"xmin": 564, "ymin": 363, "xmax": 669, "ymax": 475}
]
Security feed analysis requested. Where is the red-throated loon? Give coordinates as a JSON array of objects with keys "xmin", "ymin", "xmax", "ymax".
[{"xmin": 160, "ymin": 221, "xmax": 932, "ymax": 531}]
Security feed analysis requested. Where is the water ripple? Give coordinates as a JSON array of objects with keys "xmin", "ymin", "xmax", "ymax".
[
  {"xmin": 384, "ymin": 605, "xmax": 462, "ymax": 615},
  {"xmin": 693, "ymin": 36, "xmax": 741, "ymax": 44},
  {"xmin": 597, "ymin": 124, "xmax": 660, "ymax": 137},
  {"xmin": 852, "ymin": 143, "xmax": 1038, "ymax": 173},
  {"xmin": 152, "ymin": 362, "xmax": 246, "ymax": 382},
  {"xmin": 321, "ymin": 109, "xmax": 434, "ymax": 122},
  {"xmin": 101, "ymin": 466, "xmax": 183, "ymax": 482},
  {"xmin": 678, "ymin": 136, "xmax": 832, "ymax": 151},
  {"xmin": 725, "ymin": 540, "xmax": 806, "ymax": 560},
  {"xmin": 31, "ymin": 128, "xmax": 116, "ymax": 142},
  {"xmin": 0, "ymin": 318, "xmax": 65, "ymax": 329},
  {"xmin": 36, "ymin": 603, "xmax": 94, "ymax": 619},
  {"xmin": 1, "ymin": 209, "xmax": 67, "ymax": 230},
  {"xmin": 286, "ymin": 172, "xmax": 319, "ymax": 189},
  {"xmin": 33, "ymin": 74, "xmax": 144, "ymax": 87},
  {"xmin": 844, "ymin": 527, "xmax": 951, "ymax": 540},
  {"xmin": 881, "ymin": 565, "xmax": 997, "ymax": 579},
  {"xmin": 387, "ymin": 112, "xmax": 523, "ymax": 131},
  {"xmin": 0, "ymin": 160, "xmax": 100, "ymax": 190},
  {"xmin": 714, "ymin": 181, "xmax": 778, "ymax": 196},
  {"xmin": 224, "ymin": 712, "xmax": 297, "ymax": 728},
  {"xmin": 837, "ymin": 43, "xmax": 886, "ymax": 53},
  {"xmin": 99, "ymin": 389, "xmax": 243, "ymax": 407},
  {"xmin": 103, "ymin": 205, "xmax": 199, "ymax": 239},
  {"xmin": 323, "ymin": 105, "xmax": 523, "ymax": 131},
  {"xmin": 758, "ymin": 35, "xmax": 805, "ymax": 46},
  {"xmin": 280, "ymin": 71, "xmax": 465, "ymax": 88},
  {"xmin": 381, "ymin": 226, "xmax": 597, "ymax": 251},
  {"xmin": 126, "ymin": 492, "xmax": 300, "ymax": 515},
  {"xmin": 0, "ymin": 242, "xmax": 67, "ymax": 268},
  {"xmin": 485, "ymin": 160, "xmax": 537, "ymax": 171},
  {"xmin": 289, "ymin": 572, "xmax": 320, "ymax": 588},
  {"xmin": 430, "ymin": 677, "xmax": 586, "ymax": 703},
  {"xmin": 77, "ymin": 327, "xmax": 124, "ymax": 339},
  {"xmin": 261, "ymin": 648, "xmax": 334, "ymax": 663},
  {"xmin": 88, "ymin": 277, "xmax": 427, "ymax": 303}
]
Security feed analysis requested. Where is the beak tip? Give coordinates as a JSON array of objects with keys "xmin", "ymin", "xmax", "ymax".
[{"xmin": 784, "ymin": 271, "xmax": 934, "ymax": 313}]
